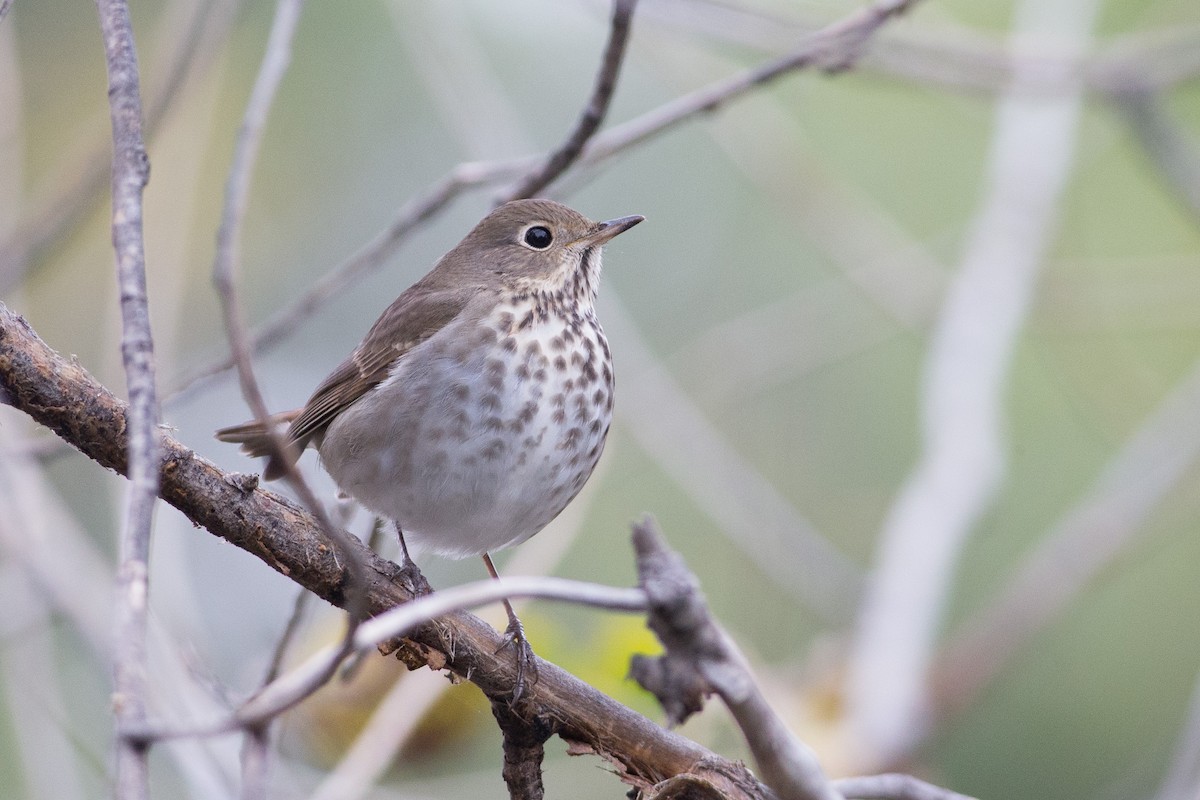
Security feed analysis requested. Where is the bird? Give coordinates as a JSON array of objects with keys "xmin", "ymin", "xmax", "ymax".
[{"xmin": 216, "ymin": 198, "xmax": 643, "ymax": 696}]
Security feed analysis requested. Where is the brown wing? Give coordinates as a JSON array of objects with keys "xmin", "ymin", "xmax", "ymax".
[{"xmin": 283, "ymin": 284, "xmax": 477, "ymax": 451}]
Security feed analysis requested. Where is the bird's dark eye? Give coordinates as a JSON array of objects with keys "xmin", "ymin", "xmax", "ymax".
[{"xmin": 523, "ymin": 225, "xmax": 553, "ymax": 249}]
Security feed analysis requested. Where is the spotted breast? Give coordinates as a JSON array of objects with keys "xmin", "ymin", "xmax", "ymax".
[{"xmin": 316, "ymin": 292, "xmax": 614, "ymax": 558}]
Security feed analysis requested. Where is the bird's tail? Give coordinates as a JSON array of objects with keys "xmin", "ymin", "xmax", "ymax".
[{"xmin": 214, "ymin": 409, "xmax": 302, "ymax": 480}]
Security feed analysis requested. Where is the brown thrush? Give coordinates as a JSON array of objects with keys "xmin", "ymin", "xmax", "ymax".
[{"xmin": 216, "ymin": 199, "xmax": 643, "ymax": 695}]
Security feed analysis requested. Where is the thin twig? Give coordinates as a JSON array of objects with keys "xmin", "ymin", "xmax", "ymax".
[
  {"xmin": 845, "ymin": 0, "xmax": 1099, "ymax": 767},
  {"xmin": 263, "ymin": 588, "xmax": 311, "ymax": 686},
  {"xmin": 124, "ymin": 575, "xmax": 648, "ymax": 743},
  {"xmin": 209, "ymin": 2, "xmax": 376, "ymax": 791},
  {"xmin": 94, "ymin": 1, "xmax": 157, "ymax": 797},
  {"xmin": 169, "ymin": 160, "xmax": 518, "ymax": 398},
  {"xmin": 578, "ymin": 0, "xmax": 922, "ymax": 166},
  {"xmin": 629, "ymin": 518, "xmax": 842, "ymax": 800},
  {"xmin": 501, "ymin": 0, "xmax": 638, "ymax": 202},
  {"xmin": 166, "ymin": 0, "xmax": 921, "ymax": 404}
]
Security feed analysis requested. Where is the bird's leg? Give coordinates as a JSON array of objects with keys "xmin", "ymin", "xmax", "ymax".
[
  {"xmin": 482, "ymin": 552, "xmax": 538, "ymax": 701},
  {"xmin": 395, "ymin": 522, "xmax": 412, "ymax": 565},
  {"xmin": 390, "ymin": 523, "xmax": 431, "ymax": 597}
]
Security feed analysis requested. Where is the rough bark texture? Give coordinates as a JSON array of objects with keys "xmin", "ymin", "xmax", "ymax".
[{"xmin": 0, "ymin": 301, "xmax": 770, "ymax": 799}]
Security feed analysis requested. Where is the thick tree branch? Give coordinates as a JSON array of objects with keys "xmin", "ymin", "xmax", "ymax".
[{"xmin": 0, "ymin": 300, "xmax": 769, "ymax": 799}]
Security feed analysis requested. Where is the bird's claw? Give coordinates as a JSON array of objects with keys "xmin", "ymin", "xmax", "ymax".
[{"xmin": 496, "ymin": 615, "xmax": 538, "ymax": 702}]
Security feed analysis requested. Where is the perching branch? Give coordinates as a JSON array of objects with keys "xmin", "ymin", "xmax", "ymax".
[
  {"xmin": 0, "ymin": 301, "xmax": 767, "ymax": 799},
  {"xmin": 628, "ymin": 519, "xmax": 977, "ymax": 800}
]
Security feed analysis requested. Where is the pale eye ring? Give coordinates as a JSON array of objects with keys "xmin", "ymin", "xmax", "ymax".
[{"xmin": 522, "ymin": 225, "xmax": 553, "ymax": 250}]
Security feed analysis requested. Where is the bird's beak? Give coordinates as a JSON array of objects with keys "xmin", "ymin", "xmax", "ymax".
[{"xmin": 575, "ymin": 214, "xmax": 645, "ymax": 246}]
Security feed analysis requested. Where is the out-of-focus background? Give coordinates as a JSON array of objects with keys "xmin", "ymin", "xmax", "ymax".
[{"xmin": 3, "ymin": 0, "xmax": 1200, "ymax": 797}]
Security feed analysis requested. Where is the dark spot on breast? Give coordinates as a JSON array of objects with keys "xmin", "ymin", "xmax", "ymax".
[
  {"xmin": 593, "ymin": 389, "xmax": 606, "ymax": 406},
  {"xmin": 561, "ymin": 427, "xmax": 582, "ymax": 447},
  {"xmin": 551, "ymin": 393, "xmax": 566, "ymax": 407},
  {"xmin": 553, "ymin": 355, "xmax": 567, "ymax": 371},
  {"xmin": 589, "ymin": 419, "xmax": 601, "ymax": 435},
  {"xmin": 525, "ymin": 340, "xmax": 542, "ymax": 357},
  {"xmin": 484, "ymin": 416, "xmax": 504, "ymax": 432},
  {"xmin": 552, "ymin": 408, "xmax": 566, "ymax": 424},
  {"xmin": 550, "ymin": 335, "xmax": 565, "ymax": 351},
  {"xmin": 483, "ymin": 439, "xmax": 506, "ymax": 460},
  {"xmin": 516, "ymin": 363, "xmax": 531, "ymax": 380},
  {"xmin": 482, "ymin": 392, "xmax": 502, "ymax": 412},
  {"xmin": 501, "ymin": 336, "xmax": 518, "ymax": 353},
  {"xmin": 452, "ymin": 384, "xmax": 470, "ymax": 402},
  {"xmin": 519, "ymin": 310, "xmax": 535, "ymax": 330},
  {"xmin": 498, "ymin": 311, "xmax": 515, "ymax": 328},
  {"xmin": 571, "ymin": 352, "xmax": 584, "ymax": 367},
  {"xmin": 562, "ymin": 328, "xmax": 575, "ymax": 344},
  {"xmin": 533, "ymin": 368, "xmax": 547, "ymax": 382}
]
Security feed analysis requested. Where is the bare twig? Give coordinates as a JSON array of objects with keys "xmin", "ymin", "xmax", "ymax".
[
  {"xmin": 167, "ymin": 0, "xmax": 921, "ymax": 403},
  {"xmin": 210, "ymin": 1, "xmax": 377, "ymax": 789},
  {"xmin": 94, "ymin": 1, "xmax": 158, "ymax": 797},
  {"xmin": 845, "ymin": 0, "xmax": 1099, "ymax": 767},
  {"xmin": 124, "ymin": 576, "xmax": 647, "ymax": 742},
  {"xmin": 579, "ymin": 0, "xmax": 922, "ymax": 167},
  {"xmin": 168, "ymin": 159, "xmax": 519, "ymax": 398},
  {"xmin": 211, "ymin": 0, "xmax": 308, "ymax": 480},
  {"xmin": 629, "ymin": 518, "xmax": 841, "ymax": 800},
  {"xmin": 264, "ymin": 588, "xmax": 312, "ymax": 686},
  {"xmin": 501, "ymin": 0, "xmax": 638, "ymax": 202},
  {"xmin": 643, "ymin": 0, "xmax": 1200, "ymax": 97}
]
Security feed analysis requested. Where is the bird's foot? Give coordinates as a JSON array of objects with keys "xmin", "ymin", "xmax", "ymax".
[{"xmin": 496, "ymin": 613, "xmax": 539, "ymax": 703}]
